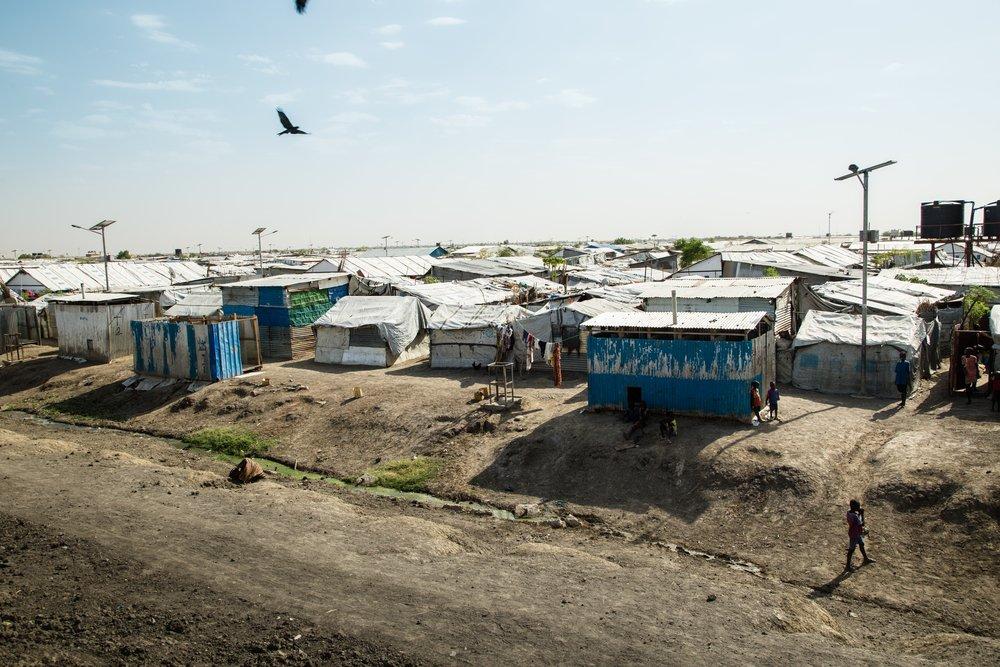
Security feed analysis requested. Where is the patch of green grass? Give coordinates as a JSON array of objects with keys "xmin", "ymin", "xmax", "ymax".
[
  {"xmin": 364, "ymin": 457, "xmax": 442, "ymax": 492},
  {"xmin": 182, "ymin": 427, "xmax": 274, "ymax": 457}
]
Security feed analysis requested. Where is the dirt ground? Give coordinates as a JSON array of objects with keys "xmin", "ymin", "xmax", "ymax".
[{"xmin": 1, "ymin": 344, "xmax": 998, "ymax": 664}]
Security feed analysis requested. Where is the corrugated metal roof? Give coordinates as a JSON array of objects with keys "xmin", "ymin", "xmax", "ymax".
[
  {"xmin": 4, "ymin": 261, "xmax": 223, "ymax": 292},
  {"xmin": 639, "ymin": 276, "xmax": 795, "ymax": 300},
  {"xmin": 223, "ymin": 272, "xmax": 349, "ymax": 289},
  {"xmin": 812, "ymin": 279, "xmax": 956, "ymax": 316},
  {"xmin": 48, "ymin": 292, "xmax": 148, "ymax": 304},
  {"xmin": 582, "ymin": 310, "xmax": 770, "ymax": 331},
  {"xmin": 428, "ymin": 303, "xmax": 532, "ymax": 329},
  {"xmin": 308, "ymin": 255, "xmax": 436, "ymax": 278},
  {"xmin": 794, "ymin": 244, "xmax": 862, "ymax": 268}
]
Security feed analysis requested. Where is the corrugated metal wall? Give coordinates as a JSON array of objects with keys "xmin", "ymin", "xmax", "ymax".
[
  {"xmin": 54, "ymin": 302, "xmax": 156, "ymax": 363},
  {"xmin": 131, "ymin": 319, "xmax": 244, "ymax": 381},
  {"xmin": 587, "ymin": 336, "xmax": 768, "ymax": 418}
]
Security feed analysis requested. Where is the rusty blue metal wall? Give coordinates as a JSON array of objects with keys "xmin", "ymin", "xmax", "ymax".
[
  {"xmin": 587, "ymin": 336, "xmax": 764, "ymax": 418},
  {"xmin": 132, "ymin": 319, "xmax": 243, "ymax": 381}
]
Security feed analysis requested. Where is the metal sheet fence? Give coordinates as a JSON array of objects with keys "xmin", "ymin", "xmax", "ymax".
[{"xmin": 587, "ymin": 336, "xmax": 766, "ymax": 418}]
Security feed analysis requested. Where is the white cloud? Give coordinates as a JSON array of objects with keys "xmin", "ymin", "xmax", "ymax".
[
  {"xmin": 93, "ymin": 77, "xmax": 209, "ymax": 92},
  {"xmin": 310, "ymin": 52, "xmax": 367, "ymax": 68},
  {"xmin": 380, "ymin": 41, "xmax": 405, "ymax": 50},
  {"xmin": 339, "ymin": 79, "xmax": 448, "ymax": 106},
  {"xmin": 81, "ymin": 114, "xmax": 112, "ymax": 125},
  {"xmin": 133, "ymin": 104, "xmax": 219, "ymax": 138},
  {"xmin": 882, "ymin": 62, "xmax": 903, "ymax": 74},
  {"xmin": 456, "ymin": 96, "xmax": 528, "ymax": 112},
  {"xmin": 260, "ymin": 90, "xmax": 300, "ymax": 106},
  {"xmin": 329, "ymin": 111, "xmax": 378, "ymax": 124},
  {"xmin": 51, "ymin": 118, "xmax": 115, "ymax": 141},
  {"xmin": 93, "ymin": 100, "xmax": 133, "ymax": 111},
  {"xmin": 547, "ymin": 88, "xmax": 596, "ymax": 108},
  {"xmin": 375, "ymin": 24, "xmax": 402, "ymax": 36},
  {"xmin": 0, "ymin": 48, "xmax": 43, "ymax": 75},
  {"xmin": 238, "ymin": 54, "xmax": 283, "ymax": 75},
  {"xmin": 130, "ymin": 14, "xmax": 195, "ymax": 50},
  {"xmin": 431, "ymin": 113, "xmax": 490, "ymax": 128},
  {"xmin": 426, "ymin": 17, "xmax": 466, "ymax": 26}
]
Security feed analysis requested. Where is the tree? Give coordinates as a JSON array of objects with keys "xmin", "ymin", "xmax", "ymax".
[
  {"xmin": 542, "ymin": 255, "xmax": 565, "ymax": 268},
  {"xmin": 673, "ymin": 238, "xmax": 714, "ymax": 268},
  {"xmin": 613, "ymin": 237, "xmax": 635, "ymax": 245},
  {"xmin": 761, "ymin": 266, "xmax": 780, "ymax": 278},
  {"xmin": 963, "ymin": 286, "xmax": 995, "ymax": 328},
  {"xmin": 116, "ymin": 249, "xmax": 132, "ymax": 260}
]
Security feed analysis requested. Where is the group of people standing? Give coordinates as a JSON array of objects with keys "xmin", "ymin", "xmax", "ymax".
[
  {"xmin": 960, "ymin": 347, "xmax": 1000, "ymax": 411},
  {"xmin": 749, "ymin": 380, "xmax": 780, "ymax": 425}
]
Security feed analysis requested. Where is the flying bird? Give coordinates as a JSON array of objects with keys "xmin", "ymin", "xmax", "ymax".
[
  {"xmin": 295, "ymin": 0, "xmax": 308, "ymax": 14},
  {"xmin": 276, "ymin": 108, "xmax": 308, "ymax": 135}
]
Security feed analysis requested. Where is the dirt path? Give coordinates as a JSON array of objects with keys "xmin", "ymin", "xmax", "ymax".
[{"xmin": 1, "ymin": 417, "xmax": 997, "ymax": 665}]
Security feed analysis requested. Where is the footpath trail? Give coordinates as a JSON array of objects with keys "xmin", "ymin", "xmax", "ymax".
[{"xmin": 1, "ymin": 417, "xmax": 997, "ymax": 665}]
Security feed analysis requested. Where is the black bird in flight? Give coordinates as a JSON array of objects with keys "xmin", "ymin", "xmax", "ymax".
[
  {"xmin": 295, "ymin": 0, "xmax": 308, "ymax": 14},
  {"xmin": 276, "ymin": 108, "xmax": 308, "ymax": 135}
]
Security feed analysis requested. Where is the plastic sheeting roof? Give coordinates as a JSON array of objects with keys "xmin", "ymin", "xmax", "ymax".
[
  {"xmin": 308, "ymin": 256, "xmax": 437, "ymax": 278},
  {"xmin": 792, "ymin": 311, "xmax": 927, "ymax": 355},
  {"xmin": 582, "ymin": 310, "xmax": 771, "ymax": 332},
  {"xmin": 639, "ymin": 276, "xmax": 796, "ymax": 300},
  {"xmin": 315, "ymin": 296, "xmax": 430, "ymax": 356},
  {"xmin": 164, "ymin": 291, "xmax": 223, "ymax": 317},
  {"xmin": 812, "ymin": 277, "xmax": 957, "ymax": 315},
  {"xmin": 432, "ymin": 258, "xmax": 526, "ymax": 277},
  {"xmin": 427, "ymin": 304, "xmax": 532, "ymax": 330},
  {"xmin": 395, "ymin": 281, "xmax": 511, "ymax": 307}
]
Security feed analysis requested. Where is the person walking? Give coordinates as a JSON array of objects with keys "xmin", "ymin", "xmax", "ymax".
[
  {"xmin": 845, "ymin": 499, "xmax": 874, "ymax": 572},
  {"xmin": 765, "ymin": 381, "xmax": 780, "ymax": 421},
  {"xmin": 961, "ymin": 347, "xmax": 979, "ymax": 404},
  {"xmin": 895, "ymin": 351, "xmax": 911, "ymax": 407},
  {"xmin": 749, "ymin": 380, "xmax": 763, "ymax": 425}
]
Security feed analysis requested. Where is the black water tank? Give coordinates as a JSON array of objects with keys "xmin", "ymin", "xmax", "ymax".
[
  {"xmin": 920, "ymin": 201, "xmax": 964, "ymax": 239},
  {"xmin": 984, "ymin": 204, "xmax": 1000, "ymax": 237}
]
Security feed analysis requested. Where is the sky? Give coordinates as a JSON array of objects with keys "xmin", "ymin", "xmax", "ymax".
[{"xmin": 1, "ymin": 0, "xmax": 998, "ymax": 256}]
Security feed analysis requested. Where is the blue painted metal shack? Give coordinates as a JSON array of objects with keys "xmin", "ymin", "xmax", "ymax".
[
  {"xmin": 581, "ymin": 311, "xmax": 774, "ymax": 419},
  {"xmin": 220, "ymin": 273, "xmax": 349, "ymax": 360},
  {"xmin": 131, "ymin": 316, "xmax": 262, "ymax": 382}
]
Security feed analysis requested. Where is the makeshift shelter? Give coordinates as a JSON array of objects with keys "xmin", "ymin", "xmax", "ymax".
[
  {"xmin": 314, "ymin": 296, "xmax": 430, "ymax": 367},
  {"xmin": 515, "ymin": 297, "xmax": 635, "ymax": 373},
  {"xmin": 164, "ymin": 290, "xmax": 223, "ymax": 318},
  {"xmin": 221, "ymin": 273, "xmax": 349, "ymax": 360},
  {"xmin": 427, "ymin": 304, "xmax": 532, "ymax": 368},
  {"xmin": 0, "ymin": 303, "xmax": 47, "ymax": 348},
  {"xmin": 639, "ymin": 277, "xmax": 797, "ymax": 335},
  {"xmin": 394, "ymin": 281, "xmax": 511, "ymax": 308},
  {"xmin": 131, "ymin": 316, "xmax": 261, "ymax": 382},
  {"xmin": 582, "ymin": 311, "xmax": 774, "ymax": 419},
  {"xmin": 791, "ymin": 311, "xmax": 927, "ymax": 398},
  {"xmin": 49, "ymin": 293, "xmax": 157, "ymax": 363}
]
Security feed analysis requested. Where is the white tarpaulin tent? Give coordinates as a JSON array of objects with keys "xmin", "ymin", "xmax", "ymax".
[
  {"xmin": 990, "ymin": 305, "xmax": 1000, "ymax": 349},
  {"xmin": 314, "ymin": 296, "xmax": 430, "ymax": 367},
  {"xmin": 426, "ymin": 304, "xmax": 532, "ymax": 368},
  {"xmin": 792, "ymin": 311, "xmax": 927, "ymax": 397}
]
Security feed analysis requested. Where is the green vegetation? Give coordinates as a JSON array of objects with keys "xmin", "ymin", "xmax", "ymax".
[
  {"xmin": 116, "ymin": 249, "xmax": 132, "ymax": 260},
  {"xmin": 761, "ymin": 266, "xmax": 780, "ymax": 277},
  {"xmin": 423, "ymin": 275, "xmax": 440, "ymax": 284},
  {"xmin": 542, "ymin": 255, "xmax": 565, "ymax": 268},
  {"xmin": 902, "ymin": 275, "xmax": 927, "ymax": 284},
  {"xmin": 613, "ymin": 237, "xmax": 635, "ymax": 245},
  {"xmin": 673, "ymin": 238, "xmax": 714, "ymax": 268},
  {"xmin": 963, "ymin": 286, "xmax": 995, "ymax": 327},
  {"xmin": 363, "ymin": 457, "xmax": 442, "ymax": 492},
  {"xmin": 497, "ymin": 247, "xmax": 516, "ymax": 257},
  {"xmin": 182, "ymin": 427, "xmax": 274, "ymax": 457}
]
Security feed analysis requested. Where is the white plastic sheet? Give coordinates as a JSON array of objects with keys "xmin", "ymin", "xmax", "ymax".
[{"xmin": 315, "ymin": 296, "xmax": 429, "ymax": 356}]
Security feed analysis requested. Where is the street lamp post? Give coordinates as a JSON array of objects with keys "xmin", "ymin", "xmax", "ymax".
[
  {"xmin": 252, "ymin": 227, "xmax": 277, "ymax": 276},
  {"xmin": 381, "ymin": 235, "xmax": 391, "ymax": 256},
  {"xmin": 834, "ymin": 160, "xmax": 896, "ymax": 396},
  {"xmin": 826, "ymin": 211, "xmax": 834, "ymax": 241},
  {"xmin": 71, "ymin": 220, "xmax": 115, "ymax": 291}
]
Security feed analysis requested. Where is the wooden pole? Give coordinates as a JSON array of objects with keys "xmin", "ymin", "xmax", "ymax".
[{"xmin": 553, "ymin": 342, "xmax": 562, "ymax": 388}]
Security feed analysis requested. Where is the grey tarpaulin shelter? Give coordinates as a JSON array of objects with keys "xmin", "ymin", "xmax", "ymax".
[
  {"xmin": 427, "ymin": 303, "xmax": 532, "ymax": 369},
  {"xmin": 792, "ymin": 311, "xmax": 927, "ymax": 398},
  {"xmin": 314, "ymin": 296, "xmax": 430, "ymax": 367}
]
